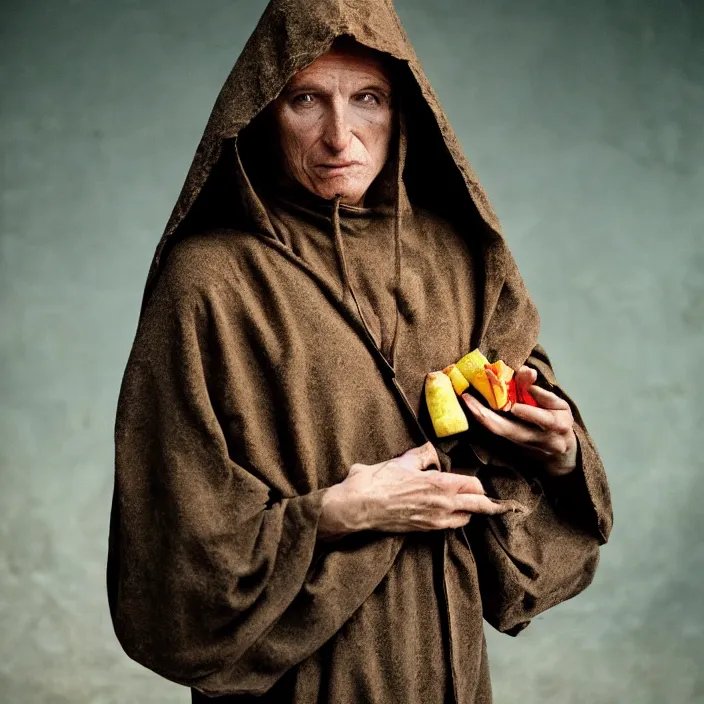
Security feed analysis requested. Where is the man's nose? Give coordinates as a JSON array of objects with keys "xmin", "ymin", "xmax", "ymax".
[{"xmin": 321, "ymin": 101, "xmax": 352, "ymax": 153}]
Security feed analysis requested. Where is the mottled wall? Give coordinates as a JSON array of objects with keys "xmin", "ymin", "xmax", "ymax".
[{"xmin": 1, "ymin": 0, "xmax": 702, "ymax": 702}]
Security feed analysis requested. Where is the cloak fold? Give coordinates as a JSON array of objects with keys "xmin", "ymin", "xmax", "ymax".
[
  {"xmin": 457, "ymin": 345, "xmax": 611, "ymax": 638},
  {"xmin": 109, "ymin": 244, "xmax": 409, "ymax": 696},
  {"xmin": 107, "ymin": 0, "xmax": 613, "ymax": 701}
]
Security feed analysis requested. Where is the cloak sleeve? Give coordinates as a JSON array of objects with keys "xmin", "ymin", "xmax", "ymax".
[
  {"xmin": 461, "ymin": 343, "xmax": 614, "ymax": 637},
  {"xmin": 106, "ymin": 248, "xmax": 404, "ymax": 697}
]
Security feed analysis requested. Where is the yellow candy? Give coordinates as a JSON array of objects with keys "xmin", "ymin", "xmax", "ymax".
[
  {"xmin": 455, "ymin": 349, "xmax": 490, "ymax": 379},
  {"xmin": 425, "ymin": 371, "xmax": 469, "ymax": 437},
  {"xmin": 442, "ymin": 363, "xmax": 469, "ymax": 395},
  {"xmin": 456, "ymin": 349, "xmax": 496, "ymax": 408}
]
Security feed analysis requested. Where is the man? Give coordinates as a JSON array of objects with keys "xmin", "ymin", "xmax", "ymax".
[{"xmin": 107, "ymin": 1, "xmax": 613, "ymax": 702}]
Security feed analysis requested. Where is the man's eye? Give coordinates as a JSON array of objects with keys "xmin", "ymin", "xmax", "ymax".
[
  {"xmin": 355, "ymin": 93, "xmax": 380, "ymax": 105},
  {"xmin": 293, "ymin": 93, "xmax": 315, "ymax": 105}
]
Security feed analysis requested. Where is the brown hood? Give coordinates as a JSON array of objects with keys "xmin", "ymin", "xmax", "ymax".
[{"xmin": 138, "ymin": 0, "xmax": 540, "ymax": 373}]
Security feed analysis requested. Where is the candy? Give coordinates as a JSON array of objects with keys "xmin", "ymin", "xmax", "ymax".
[
  {"xmin": 424, "ymin": 371, "xmax": 470, "ymax": 438},
  {"xmin": 441, "ymin": 363, "xmax": 470, "ymax": 395}
]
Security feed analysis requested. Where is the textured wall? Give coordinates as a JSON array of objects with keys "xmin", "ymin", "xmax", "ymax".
[{"xmin": 1, "ymin": 0, "xmax": 702, "ymax": 702}]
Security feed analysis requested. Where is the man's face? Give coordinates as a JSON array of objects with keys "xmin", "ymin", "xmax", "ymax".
[{"xmin": 272, "ymin": 46, "xmax": 394, "ymax": 206}]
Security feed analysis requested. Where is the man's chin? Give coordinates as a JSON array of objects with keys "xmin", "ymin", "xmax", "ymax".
[{"xmin": 310, "ymin": 178, "xmax": 368, "ymax": 206}]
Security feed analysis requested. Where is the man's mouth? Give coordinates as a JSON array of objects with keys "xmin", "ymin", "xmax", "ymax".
[{"xmin": 316, "ymin": 162, "xmax": 360, "ymax": 175}]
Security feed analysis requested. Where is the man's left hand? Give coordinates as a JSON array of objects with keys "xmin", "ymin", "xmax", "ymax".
[{"xmin": 460, "ymin": 366, "xmax": 578, "ymax": 476}]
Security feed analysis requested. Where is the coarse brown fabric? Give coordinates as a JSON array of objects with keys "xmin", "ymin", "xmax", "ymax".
[{"xmin": 106, "ymin": 1, "xmax": 614, "ymax": 703}]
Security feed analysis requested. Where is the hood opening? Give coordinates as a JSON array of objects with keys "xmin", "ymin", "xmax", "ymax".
[{"xmin": 172, "ymin": 51, "xmax": 481, "ymax": 246}]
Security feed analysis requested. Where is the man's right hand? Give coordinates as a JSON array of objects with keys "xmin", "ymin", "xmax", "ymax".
[{"xmin": 317, "ymin": 441, "xmax": 506, "ymax": 542}]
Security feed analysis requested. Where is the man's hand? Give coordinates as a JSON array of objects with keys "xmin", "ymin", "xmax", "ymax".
[
  {"xmin": 461, "ymin": 365, "xmax": 578, "ymax": 477},
  {"xmin": 317, "ymin": 441, "xmax": 510, "ymax": 542}
]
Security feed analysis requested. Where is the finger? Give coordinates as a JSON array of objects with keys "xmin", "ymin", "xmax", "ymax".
[
  {"xmin": 440, "ymin": 512, "xmax": 473, "ymax": 529},
  {"xmin": 454, "ymin": 493, "xmax": 518, "ymax": 515},
  {"xmin": 421, "ymin": 440, "xmax": 441, "ymax": 471},
  {"xmin": 509, "ymin": 402, "xmax": 565, "ymax": 431},
  {"xmin": 512, "ymin": 432, "xmax": 571, "ymax": 457},
  {"xmin": 400, "ymin": 441, "xmax": 440, "ymax": 472},
  {"xmin": 525, "ymin": 385, "xmax": 571, "ymax": 411},
  {"xmin": 431, "ymin": 472, "xmax": 486, "ymax": 495},
  {"xmin": 462, "ymin": 393, "xmax": 545, "ymax": 445},
  {"xmin": 515, "ymin": 366, "xmax": 538, "ymax": 389},
  {"xmin": 509, "ymin": 441, "xmax": 554, "ymax": 458},
  {"xmin": 453, "ymin": 474, "xmax": 486, "ymax": 495},
  {"xmin": 461, "ymin": 392, "xmax": 492, "ymax": 416}
]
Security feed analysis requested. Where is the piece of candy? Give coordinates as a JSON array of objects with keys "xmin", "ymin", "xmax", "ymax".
[
  {"xmin": 425, "ymin": 371, "xmax": 469, "ymax": 438},
  {"xmin": 455, "ymin": 349, "xmax": 490, "ymax": 379},
  {"xmin": 487, "ymin": 360, "xmax": 514, "ymax": 384},
  {"xmin": 505, "ymin": 378, "xmax": 539, "ymax": 410},
  {"xmin": 442, "ymin": 363, "xmax": 470, "ymax": 395},
  {"xmin": 484, "ymin": 360, "xmax": 515, "ymax": 411},
  {"xmin": 456, "ymin": 350, "xmax": 496, "ymax": 408},
  {"xmin": 507, "ymin": 378, "xmax": 518, "ymax": 407},
  {"xmin": 516, "ymin": 381, "xmax": 539, "ymax": 408},
  {"xmin": 484, "ymin": 366, "xmax": 509, "ymax": 410}
]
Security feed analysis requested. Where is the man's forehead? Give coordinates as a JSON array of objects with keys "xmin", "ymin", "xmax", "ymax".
[{"xmin": 287, "ymin": 45, "xmax": 393, "ymax": 88}]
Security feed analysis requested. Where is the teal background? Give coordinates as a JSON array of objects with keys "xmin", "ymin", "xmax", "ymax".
[{"xmin": 2, "ymin": 0, "xmax": 702, "ymax": 701}]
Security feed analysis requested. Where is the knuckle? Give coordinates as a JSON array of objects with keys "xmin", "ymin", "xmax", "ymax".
[
  {"xmin": 456, "ymin": 476, "xmax": 484, "ymax": 495},
  {"xmin": 555, "ymin": 417, "xmax": 571, "ymax": 433},
  {"xmin": 548, "ymin": 438, "xmax": 565, "ymax": 455},
  {"xmin": 439, "ymin": 473, "xmax": 461, "ymax": 489},
  {"xmin": 424, "ymin": 469, "xmax": 442, "ymax": 483},
  {"xmin": 428, "ymin": 495, "xmax": 452, "ymax": 512},
  {"xmin": 469, "ymin": 477, "xmax": 486, "ymax": 494},
  {"xmin": 438, "ymin": 515, "xmax": 460, "ymax": 530},
  {"xmin": 426, "ymin": 444, "xmax": 440, "ymax": 465},
  {"xmin": 439, "ymin": 495, "xmax": 455, "ymax": 512}
]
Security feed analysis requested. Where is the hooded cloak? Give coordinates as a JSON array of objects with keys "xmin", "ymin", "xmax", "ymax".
[{"xmin": 107, "ymin": 1, "xmax": 613, "ymax": 702}]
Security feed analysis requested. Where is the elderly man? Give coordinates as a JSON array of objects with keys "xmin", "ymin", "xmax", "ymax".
[{"xmin": 107, "ymin": 1, "xmax": 613, "ymax": 703}]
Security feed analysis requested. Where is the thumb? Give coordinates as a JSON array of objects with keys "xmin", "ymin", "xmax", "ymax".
[{"xmin": 515, "ymin": 366, "xmax": 538, "ymax": 390}]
